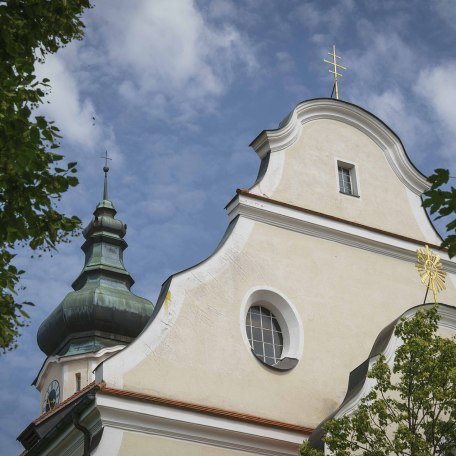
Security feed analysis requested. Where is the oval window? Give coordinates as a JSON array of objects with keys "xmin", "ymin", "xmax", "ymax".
[{"xmin": 246, "ymin": 305, "xmax": 283, "ymax": 366}]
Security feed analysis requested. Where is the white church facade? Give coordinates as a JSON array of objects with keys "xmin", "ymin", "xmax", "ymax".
[{"xmin": 18, "ymin": 98, "xmax": 456, "ymax": 455}]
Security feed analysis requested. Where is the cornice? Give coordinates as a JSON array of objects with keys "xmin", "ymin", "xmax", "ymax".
[
  {"xmin": 227, "ymin": 191, "xmax": 456, "ymax": 274},
  {"xmin": 96, "ymin": 390, "xmax": 311, "ymax": 456},
  {"xmin": 98, "ymin": 383, "xmax": 312, "ymax": 433},
  {"xmin": 249, "ymin": 99, "xmax": 429, "ymax": 195}
]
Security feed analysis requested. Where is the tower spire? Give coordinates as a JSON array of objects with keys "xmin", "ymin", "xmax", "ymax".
[
  {"xmin": 101, "ymin": 150, "xmax": 112, "ymax": 200},
  {"xmin": 37, "ymin": 151, "xmax": 154, "ymax": 358}
]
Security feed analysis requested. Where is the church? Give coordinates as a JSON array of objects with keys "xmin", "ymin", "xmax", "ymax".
[{"xmin": 17, "ymin": 94, "xmax": 456, "ymax": 455}]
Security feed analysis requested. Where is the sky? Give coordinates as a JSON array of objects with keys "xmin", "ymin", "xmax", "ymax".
[{"xmin": 2, "ymin": 0, "xmax": 456, "ymax": 453}]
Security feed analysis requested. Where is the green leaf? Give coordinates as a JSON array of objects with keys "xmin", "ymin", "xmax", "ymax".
[
  {"xmin": 0, "ymin": 0, "xmax": 91, "ymax": 353},
  {"xmin": 423, "ymin": 168, "xmax": 456, "ymax": 258}
]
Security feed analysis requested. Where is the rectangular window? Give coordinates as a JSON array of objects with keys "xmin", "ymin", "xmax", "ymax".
[
  {"xmin": 75, "ymin": 373, "xmax": 81, "ymax": 392},
  {"xmin": 337, "ymin": 161, "xmax": 359, "ymax": 196},
  {"xmin": 338, "ymin": 166, "xmax": 352, "ymax": 194}
]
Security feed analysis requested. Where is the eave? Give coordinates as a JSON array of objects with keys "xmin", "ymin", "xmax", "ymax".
[
  {"xmin": 18, "ymin": 381, "xmax": 314, "ymax": 455},
  {"xmin": 18, "ymin": 382, "xmax": 98, "ymax": 453}
]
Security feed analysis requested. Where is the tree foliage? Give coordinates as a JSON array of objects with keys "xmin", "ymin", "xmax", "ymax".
[
  {"xmin": 300, "ymin": 305, "xmax": 456, "ymax": 455},
  {"xmin": 423, "ymin": 168, "xmax": 456, "ymax": 258},
  {"xmin": 0, "ymin": 0, "xmax": 92, "ymax": 352}
]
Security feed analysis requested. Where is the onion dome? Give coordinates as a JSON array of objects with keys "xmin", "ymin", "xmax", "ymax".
[{"xmin": 37, "ymin": 161, "xmax": 154, "ymax": 357}]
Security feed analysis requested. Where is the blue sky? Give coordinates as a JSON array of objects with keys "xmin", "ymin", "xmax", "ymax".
[{"xmin": 2, "ymin": 0, "xmax": 456, "ymax": 453}]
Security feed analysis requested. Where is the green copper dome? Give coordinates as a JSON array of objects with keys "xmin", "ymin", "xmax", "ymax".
[{"xmin": 37, "ymin": 167, "xmax": 154, "ymax": 357}]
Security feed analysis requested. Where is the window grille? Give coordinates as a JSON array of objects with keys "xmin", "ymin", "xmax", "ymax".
[{"xmin": 246, "ymin": 306, "xmax": 283, "ymax": 366}]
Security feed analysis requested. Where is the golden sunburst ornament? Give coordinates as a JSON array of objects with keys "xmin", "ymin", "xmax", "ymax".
[{"xmin": 415, "ymin": 245, "xmax": 446, "ymax": 304}]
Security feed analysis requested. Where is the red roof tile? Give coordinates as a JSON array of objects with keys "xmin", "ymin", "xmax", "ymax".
[
  {"xmin": 98, "ymin": 383, "xmax": 314, "ymax": 434},
  {"xmin": 33, "ymin": 381, "xmax": 97, "ymax": 425}
]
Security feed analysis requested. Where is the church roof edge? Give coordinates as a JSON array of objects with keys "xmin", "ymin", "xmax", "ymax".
[{"xmin": 249, "ymin": 98, "xmax": 430, "ymax": 196}]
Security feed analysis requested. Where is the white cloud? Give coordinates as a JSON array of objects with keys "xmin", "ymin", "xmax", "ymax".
[
  {"xmin": 86, "ymin": 0, "xmax": 258, "ymax": 120},
  {"xmin": 345, "ymin": 21, "xmax": 415, "ymax": 88},
  {"xmin": 416, "ymin": 63, "xmax": 456, "ymax": 141},
  {"xmin": 35, "ymin": 55, "xmax": 104, "ymax": 151},
  {"xmin": 335, "ymin": 22, "xmax": 433, "ymax": 162},
  {"xmin": 32, "ymin": 0, "xmax": 258, "ymax": 156},
  {"xmin": 365, "ymin": 89, "xmax": 405, "ymax": 120},
  {"xmin": 361, "ymin": 89, "xmax": 427, "ymax": 157},
  {"xmin": 339, "ymin": 20, "xmax": 456, "ymax": 169}
]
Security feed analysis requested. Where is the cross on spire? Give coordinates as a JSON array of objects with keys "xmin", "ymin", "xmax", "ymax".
[
  {"xmin": 101, "ymin": 150, "xmax": 112, "ymax": 171},
  {"xmin": 323, "ymin": 44, "xmax": 346, "ymax": 100},
  {"xmin": 100, "ymin": 150, "xmax": 112, "ymax": 200}
]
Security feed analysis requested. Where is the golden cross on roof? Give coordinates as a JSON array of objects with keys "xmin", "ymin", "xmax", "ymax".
[{"xmin": 323, "ymin": 44, "xmax": 346, "ymax": 100}]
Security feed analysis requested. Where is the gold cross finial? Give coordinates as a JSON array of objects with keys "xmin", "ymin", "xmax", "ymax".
[{"xmin": 323, "ymin": 44, "xmax": 346, "ymax": 100}]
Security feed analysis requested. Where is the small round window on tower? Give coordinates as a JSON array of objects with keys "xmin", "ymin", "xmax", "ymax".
[{"xmin": 246, "ymin": 305, "xmax": 283, "ymax": 366}]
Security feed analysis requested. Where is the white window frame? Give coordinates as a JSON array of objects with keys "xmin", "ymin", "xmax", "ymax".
[
  {"xmin": 240, "ymin": 287, "xmax": 304, "ymax": 365},
  {"xmin": 335, "ymin": 159, "xmax": 360, "ymax": 197}
]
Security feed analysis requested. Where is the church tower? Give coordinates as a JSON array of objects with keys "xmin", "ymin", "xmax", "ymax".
[{"xmin": 33, "ymin": 163, "xmax": 154, "ymax": 414}]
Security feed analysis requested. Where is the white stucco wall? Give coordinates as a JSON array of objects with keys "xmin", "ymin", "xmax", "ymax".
[
  {"xmin": 251, "ymin": 118, "xmax": 440, "ymax": 244},
  {"xmin": 99, "ymin": 217, "xmax": 456, "ymax": 429},
  {"xmin": 118, "ymin": 432, "xmax": 255, "ymax": 455},
  {"xmin": 37, "ymin": 346, "xmax": 124, "ymax": 412}
]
